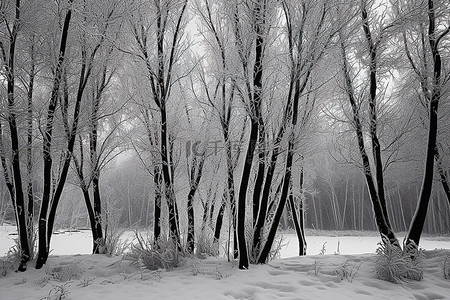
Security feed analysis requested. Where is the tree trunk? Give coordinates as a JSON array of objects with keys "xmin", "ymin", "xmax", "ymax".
[
  {"xmin": 36, "ymin": 2, "xmax": 75, "ymax": 269},
  {"xmin": 82, "ymin": 189, "xmax": 99, "ymax": 253},
  {"xmin": 186, "ymin": 156, "xmax": 205, "ymax": 254},
  {"xmin": 405, "ymin": 0, "xmax": 445, "ymax": 248},
  {"xmin": 339, "ymin": 34, "xmax": 398, "ymax": 247},
  {"xmin": 252, "ymin": 122, "xmax": 266, "ymax": 227},
  {"xmin": 435, "ymin": 147, "xmax": 450, "ymax": 207},
  {"xmin": 160, "ymin": 107, "xmax": 181, "ymax": 247},
  {"xmin": 4, "ymin": 0, "xmax": 31, "ymax": 271},
  {"xmin": 361, "ymin": 4, "xmax": 393, "ymax": 234},
  {"xmin": 26, "ymin": 36, "xmax": 36, "ymax": 235},
  {"xmin": 213, "ymin": 190, "xmax": 227, "ymax": 255},
  {"xmin": 153, "ymin": 164, "xmax": 162, "ymax": 242},
  {"xmin": 257, "ymin": 136, "xmax": 294, "ymax": 263}
]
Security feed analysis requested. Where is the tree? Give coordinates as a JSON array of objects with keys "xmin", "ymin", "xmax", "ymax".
[
  {"xmin": 0, "ymin": 0, "xmax": 32, "ymax": 271},
  {"xmin": 403, "ymin": 0, "xmax": 450, "ymax": 247},
  {"xmin": 36, "ymin": 0, "xmax": 123, "ymax": 268},
  {"xmin": 256, "ymin": 0, "xmax": 337, "ymax": 263},
  {"xmin": 194, "ymin": 0, "xmax": 247, "ymax": 258},
  {"xmin": 336, "ymin": 0, "xmax": 400, "ymax": 246},
  {"xmin": 128, "ymin": 0, "xmax": 189, "ymax": 247},
  {"xmin": 232, "ymin": 0, "xmax": 270, "ymax": 269}
]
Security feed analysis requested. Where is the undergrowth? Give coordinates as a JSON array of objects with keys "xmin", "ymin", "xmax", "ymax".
[
  {"xmin": 125, "ymin": 232, "xmax": 182, "ymax": 271},
  {"xmin": 374, "ymin": 236, "xmax": 425, "ymax": 283}
]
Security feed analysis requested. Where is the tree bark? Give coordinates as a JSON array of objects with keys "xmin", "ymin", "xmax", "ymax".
[
  {"xmin": 339, "ymin": 35, "xmax": 398, "ymax": 246},
  {"xmin": 435, "ymin": 147, "xmax": 450, "ymax": 208},
  {"xmin": 361, "ymin": 3, "xmax": 393, "ymax": 235},
  {"xmin": 186, "ymin": 155, "xmax": 205, "ymax": 254},
  {"xmin": 3, "ymin": 0, "xmax": 32, "ymax": 271},
  {"xmin": 153, "ymin": 164, "xmax": 162, "ymax": 242},
  {"xmin": 36, "ymin": 1, "xmax": 76, "ymax": 269},
  {"xmin": 406, "ymin": 0, "xmax": 445, "ymax": 247}
]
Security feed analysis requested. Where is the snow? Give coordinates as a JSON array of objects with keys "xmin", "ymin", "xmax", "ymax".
[{"xmin": 1, "ymin": 226, "xmax": 450, "ymax": 300}]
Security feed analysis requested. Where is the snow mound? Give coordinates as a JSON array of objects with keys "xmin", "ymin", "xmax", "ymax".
[{"xmin": 1, "ymin": 250, "xmax": 450, "ymax": 300}]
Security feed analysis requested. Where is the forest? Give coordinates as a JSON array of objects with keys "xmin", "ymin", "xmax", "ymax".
[{"xmin": 0, "ymin": 0, "xmax": 449, "ymax": 272}]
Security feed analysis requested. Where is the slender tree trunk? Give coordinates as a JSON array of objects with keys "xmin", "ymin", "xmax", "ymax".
[
  {"xmin": 82, "ymin": 189, "xmax": 99, "ymax": 253},
  {"xmin": 153, "ymin": 164, "xmax": 162, "ymax": 241},
  {"xmin": 36, "ymin": 2, "xmax": 76, "ymax": 269},
  {"xmin": 361, "ymin": 4, "xmax": 392, "ymax": 233},
  {"xmin": 90, "ymin": 91, "xmax": 104, "ymax": 253},
  {"xmin": 288, "ymin": 171, "xmax": 306, "ymax": 255},
  {"xmin": 435, "ymin": 147, "xmax": 450, "ymax": 207},
  {"xmin": 213, "ymin": 190, "xmax": 227, "ymax": 254},
  {"xmin": 186, "ymin": 156, "xmax": 205, "ymax": 254},
  {"xmin": 257, "ymin": 136, "xmax": 294, "ymax": 263},
  {"xmin": 160, "ymin": 107, "xmax": 181, "ymax": 246},
  {"xmin": 4, "ymin": 0, "xmax": 31, "ymax": 271},
  {"xmin": 26, "ymin": 36, "xmax": 36, "ymax": 233},
  {"xmin": 406, "ymin": 0, "xmax": 445, "ymax": 248},
  {"xmin": 234, "ymin": 0, "xmax": 266, "ymax": 269},
  {"xmin": 339, "ymin": 33, "xmax": 398, "ymax": 246},
  {"xmin": 252, "ymin": 122, "xmax": 266, "ymax": 227}
]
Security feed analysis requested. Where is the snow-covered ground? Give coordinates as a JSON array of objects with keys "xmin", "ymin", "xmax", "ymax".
[{"xmin": 1, "ymin": 225, "xmax": 450, "ymax": 300}]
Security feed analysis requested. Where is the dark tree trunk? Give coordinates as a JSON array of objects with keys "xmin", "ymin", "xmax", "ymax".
[
  {"xmin": 234, "ymin": 0, "xmax": 266, "ymax": 270},
  {"xmin": 257, "ymin": 137, "xmax": 294, "ymax": 263},
  {"xmin": 90, "ymin": 94, "xmax": 104, "ymax": 253},
  {"xmin": 160, "ymin": 107, "xmax": 181, "ymax": 246},
  {"xmin": 186, "ymin": 156, "xmax": 205, "ymax": 254},
  {"xmin": 406, "ymin": 0, "xmax": 445, "ymax": 248},
  {"xmin": 339, "ymin": 33, "xmax": 398, "ymax": 247},
  {"xmin": 186, "ymin": 183, "xmax": 196, "ymax": 253},
  {"xmin": 236, "ymin": 119, "xmax": 257, "ymax": 268},
  {"xmin": 252, "ymin": 122, "xmax": 266, "ymax": 227},
  {"xmin": 26, "ymin": 36, "xmax": 36, "ymax": 230},
  {"xmin": 4, "ymin": 0, "xmax": 31, "ymax": 271},
  {"xmin": 213, "ymin": 190, "xmax": 227, "ymax": 254},
  {"xmin": 81, "ymin": 188, "xmax": 99, "ymax": 253},
  {"xmin": 288, "ymin": 170, "xmax": 306, "ymax": 256},
  {"xmin": 36, "ymin": 2, "xmax": 77, "ymax": 269},
  {"xmin": 361, "ymin": 4, "xmax": 393, "ymax": 234},
  {"xmin": 435, "ymin": 147, "xmax": 450, "ymax": 208},
  {"xmin": 252, "ymin": 87, "xmax": 292, "ymax": 258},
  {"xmin": 153, "ymin": 164, "xmax": 162, "ymax": 242},
  {"xmin": 92, "ymin": 176, "xmax": 104, "ymax": 253}
]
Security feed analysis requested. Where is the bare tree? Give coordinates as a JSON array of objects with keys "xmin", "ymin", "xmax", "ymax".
[
  {"xmin": 0, "ymin": 0, "xmax": 32, "ymax": 271},
  {"xmin": 336, "ymin": 0, "xmax": 400, "ymax": 246},
  {"xmin": 256, "ymin": 0, "xmax": 337, "ymax": 263},
  {"xmin": 128, "ymin": 0, "xmax": 189, "ymax": 247},
  {"xmin": 403, "ymin": 0, "xmax": 450, "ymax": 247}
]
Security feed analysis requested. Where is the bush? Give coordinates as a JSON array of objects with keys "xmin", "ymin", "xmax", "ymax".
[
  {"xmin": 0, "ymin": 258, "xmax": 14, "ymax": 276},
  {"xmin": 125, "ymin": 232, "xmax": 182, "ymax": 271},
  {"xmin": 374, "ymin": 236, "xmax": 424, "ymax": 283},
  {"xmin": 96, "ymin": 230, "xmax": 130, "ymax": 257},
  {"xmin": 195, "ymin": 227, "xmax": 217, "ymax": 258},
  {"xmin": 335, "ymin": 260, "xmax": 362, "ymax": 283},
  {"xmin": 0, "ymin": 244, "xmax": 22, "ymax": 275}
]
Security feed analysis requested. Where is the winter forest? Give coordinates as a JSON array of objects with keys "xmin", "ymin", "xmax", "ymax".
[{"xmin": 1, "ymin": 0, "xmax": 450, "ymax": 291}]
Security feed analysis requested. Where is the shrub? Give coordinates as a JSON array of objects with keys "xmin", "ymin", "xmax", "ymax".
[
  {"xmin": 0, "ymin": 244, "xmax": 22, "ymax": 275},
  {"xmin": 0, "ymin": 258, "xmax": 14, "ymax": 276},
  {"xmin": 125, "ymin": 232, "xmax": 182, "ymax": 271},
  {"xmin": 374, "ymin": 236, "xmax": 425, "ymax": 283},
  {"xmin": 40, "ymin": 282, "xmax": 71, "ymax": 300},
  {"xmin": 195, "ymin": 227, "xmax": 217, "ymax": 258},
  {"xmin": 335, "ymin": 260, "xmax": 362, "ymax": 283}
]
